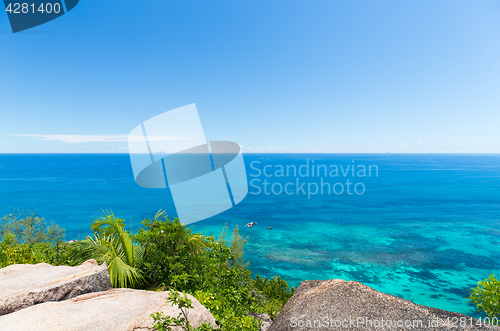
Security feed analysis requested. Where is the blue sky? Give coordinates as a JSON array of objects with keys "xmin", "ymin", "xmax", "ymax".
[{"xmin": 1, "ymin": 0, "xmax": 499, "ymax": 153}]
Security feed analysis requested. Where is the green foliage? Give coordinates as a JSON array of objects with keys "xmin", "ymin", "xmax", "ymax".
[
  {"xmin": 218, "ymin": 224, "xmax": 249, "ymax": 268},
  {"xmin": 151, "ymin": 290, "xmax": 195, "ymax": 330},
  {"xmin": 0, "ymin": 239, "xmax": 36, "ymax": 267},
  {"xmin": 216, "ymin": 315, "xmax": 261, "ymax": 331},
  {"xmin": 249, "ymin": 275, "xmax": 295, "ymax": 319},
  {"xmin": 71, "ymin": 211, "xmax": 144, "ymax": 288},
  {"xmin": 0, "ymin": 209, "xmax": 64, "ymax": 245},
  {"xmin": 470, "ymin": 274, "xmax": 500, "ymax": 323},
  {"xmin": 90, "ymin": 212, "xmax": 127, "ymax": 238},
  {"xmin": 136, "ymin": 213, "xmax": 294, "ymax": 328},
  {"xmin": 0, "ymin": 210, "xmax": 74, "ymax": 268},
  {"xmin": 152, "ymin": 290, "xmax": 257, "ymax": 331},
  {"xmin": 193, "ymin": 290, "xmax": 261, "ymax": 331},
  {"xmin": 253, "ymin": 275, "xmax": 294, "ymax": 302},
  {"xmin": 193, "ymin": 265, "xmax": 254, "ymax": 317},
  {"xmin": 151, "ymin": 290, "xmax": 218, "ymax": 331},
  {"xmin": 135, "ymin": 211, "xmax": 211, "ymax": 291},
  {"xmin": 0, "ymin": 209, "xmax": 295, "ymax": 330},
  {"xmin": 0, "ymin": 238, "xmax": 79, "ymax": 268}
]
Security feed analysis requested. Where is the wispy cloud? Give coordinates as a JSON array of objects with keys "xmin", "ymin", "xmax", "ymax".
[
  {"xmin": 13, "ymin": 134, "xmax": 129, "ymax": 143},
  {"xmin": 12, "ymin": 134, "xmax": 193, "ymax": 143}
]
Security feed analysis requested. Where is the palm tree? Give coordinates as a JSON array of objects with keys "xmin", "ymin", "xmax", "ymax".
[{"xmin": 72, "ymin": 211, "xmax": 144, "ymax": 288}]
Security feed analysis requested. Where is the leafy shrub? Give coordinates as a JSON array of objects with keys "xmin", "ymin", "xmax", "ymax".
[
  {"xmin": 193, "ymin": 290, "xmax": 261, "ymax": 330},
  {"xmin": 469, "ymin": 274, "xmax": 500, "ymax": 323},
  {"xmin": 217, "ymin": 224, "xmax": 249, "ymax": 268},
  {"xmin": 0, "ymin": 239, "xmax": 78, "ymax": 268},
  {"xmin": 135, "ymin": 211, "xmax": 212, "ymax": 291},
  {"xmin": 153, "ymin": 290, "xmax": 260, "ymax": 331},
  {"xmin": 0, "ymin": 209, "xmax": 64, "ymax": 245},
  {"xmin": 0, "ymin": 211, "xmax": 74, "ymax": 268},
  {"xmin": 151, "ymin": 290, "xmax": 213, "ymax": 331},
  {"xmin": 251, "ymin": 275, "xmax": 295, "ymax": 319},
  {"xmin": 0, "ymin": 238, "xmax": 36, "ymax": 267}
]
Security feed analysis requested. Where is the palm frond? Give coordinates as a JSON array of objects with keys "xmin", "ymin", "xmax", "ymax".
[
  {"xmin": 107, "ymin": 253, "xmax": 144, "ymax": 288},
  {"xmin": 70, "ymin": 210, "xmax": 145, "ymax": 288},
  {"xmin": 93, "ymin": 211, "xmax": 136, "ymax": 266}
]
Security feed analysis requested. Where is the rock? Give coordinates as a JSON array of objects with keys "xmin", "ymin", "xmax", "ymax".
[
  {"xmin": 269, "ymin": 279, "xmax": 493, "ymax": 331},
  {"xmin": 248, "ymin": 312, "xmax": 273, "ymax": 331},
  {"xmin": 0, "ymin": 288, "xmax": 218, "ymax": 331},
  {"xmin": 0, "ymin": 259, "xmax": 111, "ymax": 316}
]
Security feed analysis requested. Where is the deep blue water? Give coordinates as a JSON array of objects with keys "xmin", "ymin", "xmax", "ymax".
[{"xmin": 1, "ymin": 153, "xmax": 499, "ymax": 317}]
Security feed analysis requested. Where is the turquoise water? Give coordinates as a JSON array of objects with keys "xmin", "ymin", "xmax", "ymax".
[{"xmin": 0, "ymin": 153, "xmax": 499, "ymax": 317}]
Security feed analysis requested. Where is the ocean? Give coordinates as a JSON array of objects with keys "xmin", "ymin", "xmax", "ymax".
[{"xmin": 1, "ymin": 153, "xmax": 499, "ymax": 317}]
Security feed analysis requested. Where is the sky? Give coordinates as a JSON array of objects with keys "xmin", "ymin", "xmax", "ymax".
[{"xmin": 1, "ymin": 0, "xmax": 499, "ymax": 153}]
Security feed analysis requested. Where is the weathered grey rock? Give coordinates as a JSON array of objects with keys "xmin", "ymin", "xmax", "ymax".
[
  {"xmin": 269, "ymin": 279, "xmax": 496, "ymax": 331},
  {"xmin": 0, "ymin": 259, "xmax": 111, "ymax": 316},
  {"xmin": 248, "ymin": 312, "xmax": 273, "ymax": 331},
  {"xmin": 0, "ymin": 288, "xmax": 218, "ymax": 331}
]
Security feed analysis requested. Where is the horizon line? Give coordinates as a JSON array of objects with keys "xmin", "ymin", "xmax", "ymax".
[{"xmin": 1, "ymin": 152, "xmax": 500, "ymax": 155}]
